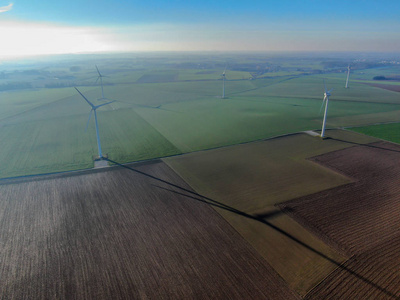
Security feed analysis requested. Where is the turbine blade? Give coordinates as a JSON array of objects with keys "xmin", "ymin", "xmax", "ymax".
[
  {"xmin": 95, "ymin": 100, "xmax": 116, "ymax": 109},
  {"xmin": 85, "ymin": 109, "xmax": 93, "ymax": 132},
  {"xmin": 319, "ymin": 97, "xmax": 326, "ymax": 114},
  {"xmin": 328, "ymin": 88, "xmax": 334, "ymax": 93},
  {"xmin": 323, "ymin": 79, "xmax": 327, "ymax": 93},
  {"xmin": 75, "ymin": 87, "xmax": 95, "ymax": 108}
]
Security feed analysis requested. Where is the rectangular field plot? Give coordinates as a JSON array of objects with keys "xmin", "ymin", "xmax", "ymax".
[{"xmin": 0, "ymin": 161, "xmax": 298, "ymax": 299}]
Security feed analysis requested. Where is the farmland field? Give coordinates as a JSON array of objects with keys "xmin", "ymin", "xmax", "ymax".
[
  {"xmin": 2, "ymin": 53, "xmax": 400, "ymax": 298},
  {"xmin": 1, "ymin": 124, "xmax": 399, "ymax": 298},
  {"xmin": 364, "ymin": 82, "xmax": 400, "ymax": 92},
  {"xmin": 0, "ymin": 160, "xmax": 299, "ymax": 299},
  {"xmin": 2, "ymin": 53, "xmax": 400, "ymax": 178},
  {"xmin": 280, "ymin": 141, "xmax": 400, "ymax": 298},
  {"xmin": 164, "ymin": 130, "xmax": 378, "ymax": 296},
  {"xmin": 350, "ymin": 122, "xmax": 400, "ymax": 144}
]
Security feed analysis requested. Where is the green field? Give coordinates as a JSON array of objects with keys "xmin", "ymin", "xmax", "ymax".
[
  {"xmin": 350, "ymin": 122, "xmax": 400, "ymax": 143},
  {"xmin": 1, "ymin": 54, "xmax": 400, "ymax": 179}
]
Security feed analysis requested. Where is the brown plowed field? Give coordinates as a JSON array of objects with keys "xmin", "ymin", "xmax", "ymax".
[
  {"xmin": 305, "ymin": 235, "xmax": 400, "ymax": 299},
  {"xmin": 365, "ymin": 82, "xmax": 400, "ymax": 93},
  {"xmin": 0, "ymin": 160, "xmax": 298, "ymax": 299},
  {"xmin": 280, "ymin": 141, "xmax": 400, "ymax": 299}
]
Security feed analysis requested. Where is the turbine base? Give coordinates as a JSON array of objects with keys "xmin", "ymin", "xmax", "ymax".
[{"xmin": 94, "ymin": 160, "xmax": 109, "ymax": 168}]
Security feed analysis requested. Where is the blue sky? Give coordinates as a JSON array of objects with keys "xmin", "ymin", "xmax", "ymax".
[{"xmin": 1, "ymin": 0, "xmax": 400, "ymax": 58}]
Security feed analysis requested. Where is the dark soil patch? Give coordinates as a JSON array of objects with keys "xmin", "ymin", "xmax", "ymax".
[
  {"xmin": 0, "ymin": 160, "xmax": 298, "ymax": 299},
  {"xmin": 280, "ymin": 141, "xmax": 400, "ymax": 299},
  {"xmin": 364, "ymin": 82, "xmax": 400, "ymax": 93}
]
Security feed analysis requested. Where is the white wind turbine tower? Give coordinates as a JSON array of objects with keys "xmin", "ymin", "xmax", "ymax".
[
  {"xmin": 320, "ymin": 81, "xmax": 333, "ymax": 138},
  {"xmin": 345, "ymin": 65, "xmax": 351, "ymax": 88},
  {"xmin": 75, "ymin": 87, "xmax": 115, "ymax": 159},
  {"xmin": 221, "ymin": 67, "xmax": 226, "ymax": 99}
]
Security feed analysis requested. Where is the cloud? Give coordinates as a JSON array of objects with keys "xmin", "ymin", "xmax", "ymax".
[{"xmin": 0, "ymin": 3, "xmax": 13, "ymax": 13}]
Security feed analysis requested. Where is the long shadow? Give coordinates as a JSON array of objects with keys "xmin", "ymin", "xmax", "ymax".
[
  {"xmin": 327, "ymin": 136, "xmax": 400, "ymax": 154},
  {"xmin": 106, "ymin": 157, "xmax": 399, "ymax": 299}
]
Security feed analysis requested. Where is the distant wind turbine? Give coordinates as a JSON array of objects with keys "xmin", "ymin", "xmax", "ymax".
[
  {"xmin": 75, "ymin": 87, "xmax": 115, "ymax": 159},
  {"xmin": 345, "ymin": 65, "xmax": 351, "ymax": 88},
  {"xmin": 95, "ymin": 65, "xmax": 107, "ymax": 100},
  {"xmin": 221, "ymin": 67, "xmax": 226, "ymax": 99},
  {"xmin": 320, "ymin": 80, "xmax": 333, "ymax": 138}
]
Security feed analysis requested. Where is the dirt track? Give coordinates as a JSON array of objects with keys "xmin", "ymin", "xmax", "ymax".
[
  {"xmin": 281, "ymin": 141, "xmax": 400, "ymax": 299},
  {"xmin": 0, "ymin": 160, "xmax": 298, "ymax": 299}
]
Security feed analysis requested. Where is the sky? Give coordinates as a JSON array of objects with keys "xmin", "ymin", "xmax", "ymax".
[{"xmin": 1, "ymin": 0, "xmax": 400, "ymax": 58}]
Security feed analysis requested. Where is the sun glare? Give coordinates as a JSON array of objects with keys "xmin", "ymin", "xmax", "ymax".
[{"xmin": 0, "ymin": 20, "xmax": 116, "ymax": 59}]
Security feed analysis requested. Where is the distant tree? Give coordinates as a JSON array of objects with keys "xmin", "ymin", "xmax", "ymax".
[{"xmin": 373, "ymin": 76, "xmax": 387, "ymax": 80}]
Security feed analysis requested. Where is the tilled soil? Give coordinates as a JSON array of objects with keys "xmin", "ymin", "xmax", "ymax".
[
  {"xmin": 0, "ymin": 160, "xmax": 298, "ymax": 299},
  {"xmin": 280, "ymin": 141, "xmax": 400, "ymax": 299}
]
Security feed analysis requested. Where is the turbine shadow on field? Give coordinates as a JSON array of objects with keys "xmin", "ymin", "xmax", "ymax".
[
  {"xmin": 116, "ymin": 100, "xmax": 181, "ymax": 113},
  {"xmin": 106, "ymin": 158, "xmax": 399, "ymax": 299},
  {"xmin": 327, "ymin": 137, "xmax": 400, "ymax": 153}
]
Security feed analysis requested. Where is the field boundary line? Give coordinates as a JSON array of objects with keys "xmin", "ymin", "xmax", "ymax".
[
  {"xmin": 0, "ymin": 129, "xmax": 363, "ymax": 183},
  {"xmin": 0, "ymin": 159, "xmax": 162, "ymax": 185}
]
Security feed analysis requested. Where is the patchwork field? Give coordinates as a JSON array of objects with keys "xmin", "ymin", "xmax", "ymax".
[
  {"xmin": 280, "ymin": 141, "xmax": 400, "ymax": 299},
  {"xmin": 1, "ymin": 126, "xmax": 399, "ymax": 299},
  {"xmin": 2, "ymin": 54, "xmax": 400, "ymax": 298},
  {"xmin": 0, "ymin": 160, "xmax": 298, "ymax": 299},
  {"xmin": 2, "ymin": 57, "xmax": 400, "ymax": 179},
  {"xmin": 164, "ymin": 129, "xmax": 379, "ymax": 296}
]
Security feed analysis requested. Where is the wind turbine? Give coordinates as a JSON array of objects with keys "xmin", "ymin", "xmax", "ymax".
[
  {"xmin": 95, "ymin": 65, "xmax": 106, "ymax": 100},
  {"xmin": 221, "ymin": 67, "xmax": 226, "ymax": 99},
  {"xmin": 75, "ymin": 87, "xmax": 115, "ymax": 159},
  {"xmin": 320, "ymin": 81, "xmax": 333, "ymax": 138},
  {"xmin": 345, "ymin": 65, "xmax": 351, "ymax": 88}
]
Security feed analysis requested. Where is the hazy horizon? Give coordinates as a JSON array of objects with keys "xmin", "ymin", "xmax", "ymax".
[{"xmin": 1, "ymin": 0, "xmax": 400, "ymax": 59}]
